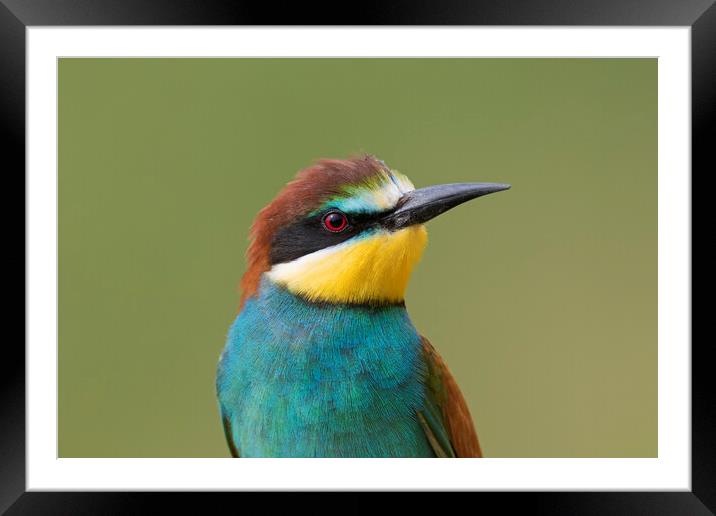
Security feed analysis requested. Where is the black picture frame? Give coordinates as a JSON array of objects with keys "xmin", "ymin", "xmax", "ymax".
[{"xmin": 3, "ymin": 0, "xmax": 710, "ymax": 513}]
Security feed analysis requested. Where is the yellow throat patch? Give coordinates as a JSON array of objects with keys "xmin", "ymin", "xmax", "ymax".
[{"xmin": 267, "ymin": 225, "xmax": 428, "ymax": 304}]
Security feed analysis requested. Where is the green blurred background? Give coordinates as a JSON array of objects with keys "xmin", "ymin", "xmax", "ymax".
[{"xmin": 58, "ymin": 58, "xmax": 656, "ymax": 458}]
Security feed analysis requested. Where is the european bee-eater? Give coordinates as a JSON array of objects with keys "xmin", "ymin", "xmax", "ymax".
[{"xmin": 216, "ymin": 155, "xmax": 510, "ymax": 457}]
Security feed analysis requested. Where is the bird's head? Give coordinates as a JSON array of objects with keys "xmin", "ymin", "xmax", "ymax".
[{"xmin": 240, "ymin": 155, "xmax": 510, "ymax": 306}]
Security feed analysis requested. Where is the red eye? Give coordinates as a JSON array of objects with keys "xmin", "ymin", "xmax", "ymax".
[{"xmin": 322, "ymin": 211, "xmax": 348, "ymax": 232}]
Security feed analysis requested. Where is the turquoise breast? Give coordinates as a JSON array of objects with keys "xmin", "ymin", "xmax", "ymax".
[{"xmin": 216, "ymin": 277, "xmax": 435, "ymax": 457}]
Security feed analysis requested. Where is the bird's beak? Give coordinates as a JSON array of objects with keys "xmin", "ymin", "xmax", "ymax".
[{"xmin": 382, "ymin": 183, "xmax": 511, "ymax": 230}]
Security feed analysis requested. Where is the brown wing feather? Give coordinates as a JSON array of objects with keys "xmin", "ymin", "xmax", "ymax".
[{"xmin": 422, "ymin": 337, "xmax": 483, "ymax": 457}]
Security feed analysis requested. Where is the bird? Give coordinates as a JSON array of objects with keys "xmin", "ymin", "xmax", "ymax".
[{"xmin": 216, "ymin": 155, "xmax": 510, "ymax": 457}]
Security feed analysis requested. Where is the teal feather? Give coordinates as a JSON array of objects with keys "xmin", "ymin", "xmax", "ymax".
[{"xmin": 216, "ymin": 276, "xmax": 440, "ymax": 457}]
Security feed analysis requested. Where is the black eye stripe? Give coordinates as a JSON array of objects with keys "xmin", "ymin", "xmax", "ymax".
[{"xmin": 269, "ymin": 210, "xmax": 386, "ymax": 265}]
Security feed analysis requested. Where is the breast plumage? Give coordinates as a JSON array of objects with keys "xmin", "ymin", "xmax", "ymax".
[{"xmin": 217, "ymin": 279, "xmax": 433, "ymax": 457}]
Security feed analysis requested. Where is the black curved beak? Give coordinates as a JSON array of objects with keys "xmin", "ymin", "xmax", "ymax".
[{"xmin": 381, "ymin": 183, "xmax": 511, "ymax": 230}]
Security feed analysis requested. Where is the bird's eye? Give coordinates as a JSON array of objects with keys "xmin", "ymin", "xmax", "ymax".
[{"xmin": 322, "ymin": 211, "xmax": 348, "ymax": 232}]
